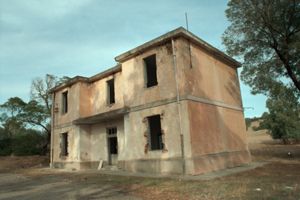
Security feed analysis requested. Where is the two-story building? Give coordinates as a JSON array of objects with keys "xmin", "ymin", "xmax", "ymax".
[{"xmin": 50, "ymin": 27, "xmax": 251, "ymax": 175}]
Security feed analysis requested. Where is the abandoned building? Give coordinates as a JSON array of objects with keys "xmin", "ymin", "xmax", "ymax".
[{"xmin": 50, "ymin": 27, "xmax": 251, "ymax": 175}]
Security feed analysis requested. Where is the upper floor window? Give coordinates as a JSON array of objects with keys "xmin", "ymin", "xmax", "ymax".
[
  {"xmin": 107, "ymin": 79, "xmax": 115, "ymax": 105},
  {"xmin": 62, "ymin": 91, "xmax": 68, "ymax": 114},
  {"xmin": 147, "ymin": 114, "xmax": 163, "ymax": 150},
  {"xmin": 144, "ymin": 54, "xmax": 158, "ymax": 88}
]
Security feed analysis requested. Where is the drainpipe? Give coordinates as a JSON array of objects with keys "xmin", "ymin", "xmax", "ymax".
[
  {"xmin": 171, "ymin": 38, "xmax": 185, "ymax": 174},
  {"xmin": 50, "ymin": 93, "xmax": 55, "ymax": 168}
]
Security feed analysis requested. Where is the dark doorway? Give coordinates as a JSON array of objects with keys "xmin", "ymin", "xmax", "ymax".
[
  {"xmin": 107, "ymin": 127, "xmax": 118, "ymax": 165},
  {"xmin": 109, "ymin": 137, "xmax": 118, "ymax": 154}
]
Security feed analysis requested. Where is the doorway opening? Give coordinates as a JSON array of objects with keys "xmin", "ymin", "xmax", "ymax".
[{"xmin": 107, "ymin": 127, "xmax": 118, "ymax": 165}]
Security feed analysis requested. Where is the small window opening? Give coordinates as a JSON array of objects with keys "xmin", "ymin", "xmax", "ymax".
[
  {"xmin": 107, "ymin": 79, "xmax": 115, "ymax": 104},
  {"xmin": 62, "ymin": 91, "xmax": 68, "ymax": 114},
  {"xmin": 144, "ymin": 54, "xmax": 158, "ymax": 88},
  {"xmin": 107, "ymin": 127, "xmax": 117, "ymax": 135},
  {"xmin": 61, "ymin": 132, "xmax": 68, "ymax": 156},
  {"xmin": 147, "ymin": 115, "xmax": 163, "ymax": 150}
]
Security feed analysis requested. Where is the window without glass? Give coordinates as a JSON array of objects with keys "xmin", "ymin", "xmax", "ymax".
[
  {"xmin": 107, "ymin": 79, "xmax": 115, "ymax": 104},
  {"xmin": 107, "ymin": 127, "xmax": 117, "ymax": 135},
  {"xmin": 144, "ymin": 54, "xmax": 158, "ymax": 88},
  {"xmin": 147, "ymin": 115, "xmax": 163, "ymax": 150},
  {"xmin": 61, "ymin": 132, "xmax": 68, "ymax": 156},
  {"xmin": 62, "ymin": 91, "xmax": 68, "ymax": 114}
]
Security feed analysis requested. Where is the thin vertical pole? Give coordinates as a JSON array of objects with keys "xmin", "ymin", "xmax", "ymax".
[{"xmin": 185, "ymin": 12, "xmax": 189, "ymax": 31}]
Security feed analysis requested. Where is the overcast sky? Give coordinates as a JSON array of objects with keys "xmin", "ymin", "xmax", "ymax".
[{"xmin": 0, "ymin": 0, "xmax": 266, "ymax": 117}]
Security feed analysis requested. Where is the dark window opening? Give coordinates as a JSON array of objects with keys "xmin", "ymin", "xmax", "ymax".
[
  {"xmin": 108, "ymin": 127, "xmax": 117, "ymax": 135},
  {"xmin": 144, "ymin": 54, "xmax": 158, "ymax": 88},
  {"xmin": 109, "ymin": 137, "xmax": 118, "ymax": 154},
  {"xmin": 61, "ymin": 132, "xmax": 68, "ymax": 156},
  {"xmin": 107, "ymin": 79, "xmax": 115, "ymax": 104},
  {"xmin": 62, "ymin": 91, "xmax": 68, "ymax": 114},
  {"xmin": 147, "ymin": 115, "xmax": 163, "ymax": 150}
]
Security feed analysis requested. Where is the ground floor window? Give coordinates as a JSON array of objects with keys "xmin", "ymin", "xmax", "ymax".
[
  {"xmin": 60, "ymin": 132, "xmax": 68, "ymax": 157},
  {"xmin": 147, "ymin": 115, "xmax": 163, "ymax": 150}
]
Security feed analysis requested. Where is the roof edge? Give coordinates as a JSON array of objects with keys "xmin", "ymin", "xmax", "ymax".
[
  {"xmin": 49, "ymin": 64, "xmax": 121, "ymax": 93},
  {"xmin": 114, "ymin": 27, "xmax": 240, "ymax": 67}
]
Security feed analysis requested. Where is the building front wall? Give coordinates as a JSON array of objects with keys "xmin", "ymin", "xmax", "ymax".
[
  {"xmin": 52, "ymin": 124, "xmax": 80, "ymax": 166},
  {"xmin": 122, "ymin": 42, "xmax": 177, "ymax": 108},
  {"xmin": 83, "ymin": 72, "xmax": 125, "ymax": 117},
  {"xmin": 119, "ymin": 102, "xmax": 186, "ymax": 174}
]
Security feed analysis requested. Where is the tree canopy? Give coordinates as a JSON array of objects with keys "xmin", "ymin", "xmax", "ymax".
[
  {"xmin": 223, "ymin": 0, "xmax": 300, "ymax": 95},
  {"xmin": 0, "ymin": 74, "xmax": 70, "ymax": 154}
]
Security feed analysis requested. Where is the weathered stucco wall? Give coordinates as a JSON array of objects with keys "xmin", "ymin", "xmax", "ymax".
[
  {"xmin": 51, "ymin": 34, "xmax": 250, "ymax": 174},
  {"xmin": 122, "ymin": 43, "xmax": 177, "ymax": 108},
  {"xmin": 86, "ymin": 72, "xmax": 124, "ymax": 116},
  {"xmin": 176, "ymin": 38, "xmax": 251, "ymax": 174},
  {"xmin": 53, "ymin": 83, "xmax": 81, "ymax": 126},
  {"xmin": 119, "ymin": 103, "xmax": 185, "ymax": 174},
  {"xmin": 175, "ymin": 38, "xmax": 242, "ymax": 107},
  {"xmin": 52, "ymin": 125, "xmax": 80, "ymax": 163},
  {"xmin": 88, "ymin": 118, "xmax": 124, "ymax": 163}
]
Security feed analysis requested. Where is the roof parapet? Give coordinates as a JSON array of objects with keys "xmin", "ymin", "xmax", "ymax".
[
  {"xmin": 115, "ymin": 27, "xmax": 240, "ymax": 67},
  {"xmin": 49, "ymin": 64, "xmax": 121, "ymax": 93}
]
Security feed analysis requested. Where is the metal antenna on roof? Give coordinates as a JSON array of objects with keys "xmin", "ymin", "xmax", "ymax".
[{"xmin": 185, "ymin": 12, "xmax": 189, "ymax": 31}]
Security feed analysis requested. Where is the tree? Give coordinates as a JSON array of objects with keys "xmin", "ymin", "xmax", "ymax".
[
  {"xmin": 30, "ymin": 74, "xmax": 70, "ymax": 150},
  {"xmin": 259, "ymin": 85, "xmax": 300, "ymax": 143},
  {"xmin": 223, "ymin": 0, "xmax": 300, "ymax": 95},
  {"xmin": 0, "ymin": 97, "xmax": 26, "ymax": 138}
]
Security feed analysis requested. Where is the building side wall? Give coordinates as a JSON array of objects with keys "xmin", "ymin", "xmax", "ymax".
[
  {"xmin": 53, "ymin": 83, "xmax": 81, "ymax": 125},
  {"xmin": 175, "ymin": 38, "xmax": 242, "ymax": 107},
  {"xmin": 175, "ymin": 38, "xmax": 251, "ymax": 174}
]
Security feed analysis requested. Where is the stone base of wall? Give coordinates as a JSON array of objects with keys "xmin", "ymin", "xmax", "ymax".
[
  {"xmin": 118, "ymin": 157, "xmax": 184, "ymax": 175},
  {"xmin": 52, "ymin": 161, "xmax": 106, "ymax": 170},
  {"xmin": 52, "ymin": 150, "xmax": 251, "ymax": 175},
  {"xmin": 188, "ymin": 150, "xmax": 252, "ymax": 175}
]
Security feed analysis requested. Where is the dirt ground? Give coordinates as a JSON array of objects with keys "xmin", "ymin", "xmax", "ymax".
[{"xmin": 0, "ymin": 128, "xmax": 300, "ymax": 200}]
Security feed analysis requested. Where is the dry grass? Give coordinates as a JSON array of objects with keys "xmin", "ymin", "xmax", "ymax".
[
  {"xmin": 1, "ymin": 129, "xmax": 300, "ymax": 200},
  {"xmin": 0, "ymin": 155, "xmax": 49, "ymax": 173}
]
